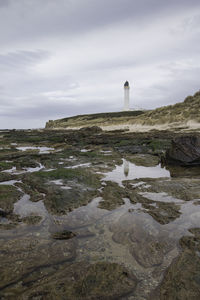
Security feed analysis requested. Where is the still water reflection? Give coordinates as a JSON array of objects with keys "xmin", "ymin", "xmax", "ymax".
[{"xmin": 104, "ymin": 159, "xmax": 170, "ymax": 186}]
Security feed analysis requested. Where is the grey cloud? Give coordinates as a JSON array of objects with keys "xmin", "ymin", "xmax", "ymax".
[
  {"xmin": 0, "ymin": 74, "xmax": 76, "ymax": 98},
  {"xmin": 170, "ymin": 13, "xmax": 200, "ymax": 38},
  {"xmin": 0, "ymin": 100, "xmax": 112, "ymax": 129},
  {"xmin": 1, "ymin": 0, "xmax": 200, "ymax": 45},
  {"xmin": 0, "ymin": 50, "xmax": 49, "ymax": 70},
  {"xmin": 0, "ymin": 0, "xmax": 10, "ymax": 7},
  {"xmin": 0, "ymin": 94, "xmax": 113, "ymax": 122},
  {"xmin": 147, "ymin": 66, "xmax": 200, "ymax": 108}
]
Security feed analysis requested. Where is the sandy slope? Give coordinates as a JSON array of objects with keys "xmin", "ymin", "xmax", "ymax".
[{"xmin": 46, "ymin": 91, "xmax": 200, "ymax": 132}]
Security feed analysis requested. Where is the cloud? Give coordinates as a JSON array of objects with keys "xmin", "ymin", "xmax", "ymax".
[
  {"xmin": 0, "ymin": 0, "xmax": 10, "ymax": 8},
  {"xmin": 1, "ymin": 0, "xmax": 200, "ymax": 46},
  {"xmin": 0, "ymin": 0, "xmax": 200, "ymax": 128},
  {"xmin": 0, "ymin": 50, "xmax": 49, "ymax": 71}
]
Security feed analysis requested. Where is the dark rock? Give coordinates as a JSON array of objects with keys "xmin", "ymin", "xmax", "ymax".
[
  {"xmin": 164, "ymin": 135, "xmax": 200, "ymax": 165},
  {"xmin": 0, "ymin": 236, "xmax": 77, "ymax": 293},
  {"xmin": 116, "ymin": 145, "xmax": 146, "ymax": 154},
  {"xmin": 0, "ymin": 208, "xmax": 7, "ymax": 217},
  {"xmin": 20, "ymin": 262, "xmax": 138, "ymax": 299},
  {"xmin": 0, "ymin": 185, "xmax": 22, "ymax": 214},
  {"xmin": 152, "ymin": 227, "xmax": 200, "ymax": 299},
  {"xmin": 51, "ymin": 230, "xmax": 76, "ymax": 240}
]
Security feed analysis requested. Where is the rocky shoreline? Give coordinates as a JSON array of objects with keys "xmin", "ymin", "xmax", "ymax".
[{"xmin": 0, "ymin": 128, "xmax": 200, "ymax": 299}]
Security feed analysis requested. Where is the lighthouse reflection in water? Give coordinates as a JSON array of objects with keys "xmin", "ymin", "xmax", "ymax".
[
  {"xmin": 124, "ymin": 160, "xmax": 129, "ymax": 177},
  {"xmin": 104, "ymin": 159, "xmax": 170, "ymax": 187}
]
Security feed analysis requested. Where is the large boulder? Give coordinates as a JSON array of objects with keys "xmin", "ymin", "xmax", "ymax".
[{"xmin": 165, "ymin": 135, "xmax": 200, "ymax": 165}]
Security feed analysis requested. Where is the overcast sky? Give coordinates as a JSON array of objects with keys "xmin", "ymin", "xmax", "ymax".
[{"xmin": 0, "ymin": 0, "xmax": 200, "ymax": 129}]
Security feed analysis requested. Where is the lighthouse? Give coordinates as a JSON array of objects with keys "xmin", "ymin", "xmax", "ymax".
[{"xmin": 123, "ymin": 81, "xmax": 130, "ymax": 111}]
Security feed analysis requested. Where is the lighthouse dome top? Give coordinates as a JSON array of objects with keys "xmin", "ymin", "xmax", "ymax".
[{"xmin": 124, "ymin": 81, "xmax": 129, "ymax": 87}]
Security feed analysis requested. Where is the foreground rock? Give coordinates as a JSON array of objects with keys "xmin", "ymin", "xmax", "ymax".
[
  {"xmin": 152, "ymin": 228, "xmax": 200, "ymax": 299},
  {"xmin": 1, "ymin": 261, "xmax": 138, "ymax": 299},
  {"xmin": 1, "ymin": 128, "xmax": 200, "ymax": 299},
  {"xmin": 29, "ymin": 262, "xmax": 138, "ymax": 300},
  {"xmin": 164, "ymin": 135, "xmax": 200, "ymax": 166},
  {"xmin": 0, "ymin": 236, "xmax": 77, "ymax": 297}
]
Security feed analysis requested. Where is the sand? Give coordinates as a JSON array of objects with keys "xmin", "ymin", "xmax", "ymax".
[{"xmin": 56, "ymin": 120, "xmax": 200, "ymax": 133}]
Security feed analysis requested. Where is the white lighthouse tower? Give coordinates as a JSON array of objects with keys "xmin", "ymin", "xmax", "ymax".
[{"xmin": 123, "ymin": 81, "xmax": 130, "ymax": 111}]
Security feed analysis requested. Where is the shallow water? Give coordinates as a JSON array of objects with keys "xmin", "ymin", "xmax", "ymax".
[
  {"xmin": 0, "ymin": 180, "xmax": 20, "ymax": 186},
  {"xmin": 49, "ymin": 179, "xmax": 72, "ymax": 190},
  {"xmin": 80, "ymin": 149, "xmax": 91, "ymax": 153},
  {"xmin": 47, "ymin": 193, "xmax": 200, "ymax": 299},
  {"xmin": 16, "ymin": 146, "xmax": 54, "ymax": 153},
  {"xmin": 65, "ymin": 162, "xmax": 91, "ymax": 169},
  {"xmin": 2, "ymin": 163, "xmax": 44, "ymax": 174},
  {"xmin": 103, "ymin": 159, "xmax": 170, "ymax": 186},
  {"xmin": 1, "ymin": 153, "xmax": 200, "ymax": 299},
  {"xmin": 13, "ymin": 194, "xmax": 47, "ymax": 218},
  {"xmin": 140, "ymin": 191, "xmax": 184, "ymax": 203}
]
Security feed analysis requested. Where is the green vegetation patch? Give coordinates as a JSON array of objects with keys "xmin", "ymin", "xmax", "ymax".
[
  {"xmin": 148, "ymin": 139, "xmax": 171, "ymax": 153},
  {"xmin": 27, "ymin": 168, "xmax": 102, "ymax": 214},
  {"xmin": 125, "ymin": 154, "xmax": 160, "ymax": 167},
  {"xmin": 98, "ymin": 181, "xmax": 127, "ymax": 210},
  {"xmin": 0, "ymin": 161, "xmax": 13, "ymax": 171},
  {"xmin": 21, "ymin": 262, "xmax": 138, "ymax": 299},
  {"xmin": 21, "ymin": 215, "xmax": 43, "ymax": 225},
  {"xmin": 0, "ymin": 185, "xmax": 22, "ymax": 213},
  {"xmin": 35, "ymin": 167, "xmax": 100, "ymax": 188},
  {"xmin": 157, "ymin": 227, "xmax": 200, "ymax": 299}
]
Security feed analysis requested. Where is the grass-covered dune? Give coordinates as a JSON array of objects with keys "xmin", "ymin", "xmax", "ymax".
[
  {"xmin": 46, "ymin": 110, "xmax": 145, "ymax": 129},
  {"xmin": 134, "ymin": 90, "xmax": 200, "ymax": 126},
  {"xmin": 45, "ymin": 91, "xmax": 200, "ymax": 131}
]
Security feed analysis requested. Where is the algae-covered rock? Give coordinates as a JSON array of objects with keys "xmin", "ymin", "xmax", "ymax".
[
  {"xmin": 125, "ymin": 154, "xmax": 160, "ymax": 167},
  {"xmin": 139, "ymin": 178, "xmax": 200, "ymax": 201},
  {"xmin": 14, "ymin": 157, "xmax": 40, "ymax": 169},
  {"xmin": 1, "ymin": 126, "xmax": 200, "ymax": 299},
  {"xmin": 0, "ymin": 185, "xmax": 22, "ymax": 213},
  {"xmin": 98, "ymin": 181, "xmax": 127, "ymax": 210},
  {"xmin": 0, "ymin": 172, "xmax": 14, "ymax": 182},
  {"xmin": 26, "ymin": 167, "xmax": 102, "ymax": 214},
  {"xmin": 0, "ymin": 161, "xmax": 13, "ymax": 171},
  {"xmin": 0, "ymin": 236, "xmax": 77, "ymax": 295},
  {"xmin": 19, "ymin": 262, "xmax": 138, "ymax": 300},
  {"xmin": 153, "ymin": 227, "xmax": 200, "ymax": 299},
  {"xmin": 21, "ymin": 215, "xmax": 42, "ymax": 225},
  {"xmin": 145, "ymin": 201, "xmax": 181, "ymax": 225}
]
